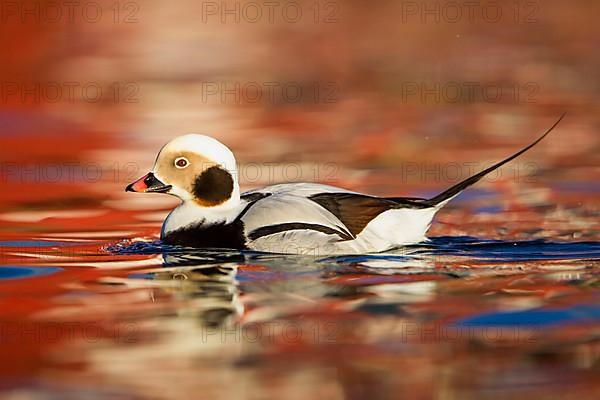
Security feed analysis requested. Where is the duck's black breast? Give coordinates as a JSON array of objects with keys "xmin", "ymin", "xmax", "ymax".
[
  {"xmin": 161, "ymin": 219, "xmax": 248, "ymax": 249},
  {"xmin": 161, "ymin": 192, "xmax": 271, "ymax": 249}
]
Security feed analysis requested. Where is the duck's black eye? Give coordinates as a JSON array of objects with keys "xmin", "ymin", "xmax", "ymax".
[{"xmin": 175, "ymin": 157, "xmax": 189, "ymax": 169}]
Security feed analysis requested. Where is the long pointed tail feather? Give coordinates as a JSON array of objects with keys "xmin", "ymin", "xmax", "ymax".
[{"xmin": 422, "ymin": 113, "xmax": 566, "ymax": 208}]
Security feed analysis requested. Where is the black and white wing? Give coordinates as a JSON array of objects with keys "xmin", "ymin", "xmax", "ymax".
[{"xmin": 238, "ymin": 183, "xmax": 431, "ymax": 254}]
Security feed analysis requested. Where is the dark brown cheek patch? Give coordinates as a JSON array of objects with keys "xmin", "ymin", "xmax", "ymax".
[{"xmin": 192, "ymin": 166, "xmax": 234, "ymax": 206}]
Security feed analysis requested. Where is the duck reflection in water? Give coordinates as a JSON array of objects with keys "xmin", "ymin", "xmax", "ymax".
[{"xmin": 147, "ymin": 252, "xmax": 243, "ymax": 327}]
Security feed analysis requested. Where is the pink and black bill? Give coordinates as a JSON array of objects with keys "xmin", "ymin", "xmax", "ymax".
[{"xmin": 126, "ymin": 172, "xmax": 172, "ymax": 193}]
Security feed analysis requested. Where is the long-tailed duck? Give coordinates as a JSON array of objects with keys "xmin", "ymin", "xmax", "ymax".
[{"xmin": 126, "ymin": 115, "xmax": 564, "ymax": 255}]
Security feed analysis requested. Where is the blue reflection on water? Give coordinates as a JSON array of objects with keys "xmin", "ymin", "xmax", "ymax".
[
  {"xmin": 0, "ymin": 266, "xmax": 63, "ymax": 280},
  {"xmin": 0, "ymin": 240, "xmax": 77, "ymax": 247},
  {"xmin": 323, "ymin": 237, "xmax": 600, "ymax": 264},
  {"xmin": 458, "ymin": 304, "xmax": 600, "ymax": 328},
  {"xmin": 109, "ymin": 236, "xmax": 600, "ymax": 264},
  {"xmin": 411, "ymin": 236, "xmax": 600, "ymax": 261}
]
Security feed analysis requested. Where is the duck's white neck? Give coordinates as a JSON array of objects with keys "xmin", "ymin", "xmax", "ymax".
[{"xmin": 161, "ymin": 187, "xmax": 242, "ymax": 237}]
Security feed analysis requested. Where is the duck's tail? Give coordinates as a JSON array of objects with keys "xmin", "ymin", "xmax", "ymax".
[{"xmin": 420, "ymin": 113, "xmax": 566, "ymax": 208}]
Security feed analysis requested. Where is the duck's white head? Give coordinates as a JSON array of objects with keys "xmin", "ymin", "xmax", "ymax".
[{"xmin": 126, "ymin": 134, "xmax": 240, "ymax": 210}]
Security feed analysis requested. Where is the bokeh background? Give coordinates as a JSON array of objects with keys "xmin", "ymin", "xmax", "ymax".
[
  {"xmin": 1, "ymin": 0, "xmax": 599, "ymax": 210},
  {"xmin": 0, "ymin": 1, "xmax": 599, "ymax": 399}
]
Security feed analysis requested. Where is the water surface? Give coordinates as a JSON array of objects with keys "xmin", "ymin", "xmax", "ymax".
[{"xmin": 1, "ymin": 208, "xmax": 598, "ymax": 399}]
